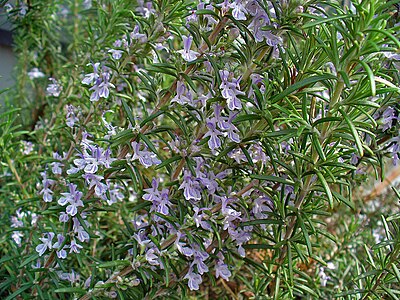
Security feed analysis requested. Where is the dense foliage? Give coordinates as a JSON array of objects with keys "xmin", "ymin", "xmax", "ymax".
[{"xmin": 1, "ymin": 0, "xmax": 400, "ymax": 299}]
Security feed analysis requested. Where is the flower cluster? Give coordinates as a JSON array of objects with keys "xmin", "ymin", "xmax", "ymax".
[{"xmin": 82, "ymin": 62, "xmax": 115, "ymax": 102}]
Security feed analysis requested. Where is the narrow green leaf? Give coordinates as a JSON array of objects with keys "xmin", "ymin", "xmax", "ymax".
[
  {"xmin": 298, "ymin": 214, "xmax": 312, "ymax": 256},
  {"xmin": 240, "ymin": 219, "xmax": 284, "ymax": 227},
  {"xmin": 242, "ymin": 244, "xmax": 274, "ymax": 249},
  {"xmin": 98, "ymin": 260, "xmax": 131, "ymax": 268},
  {"xmin": 302, "ymin": 14, "xmax": 356, "ymax": 29},
  {"xmin": 139, "ymin": 133, "xmax": 159, "ymax": 156},
  {"xmin": 338, "ymin": 108, "xmax": 364, "ymax": 157},
  {"xmin": 312, "ymin": 133, "xmax": 326, "ymax": 161},
  {"xmin": 54, "ymin": 287, "xmax": 86, "ymax": 294},
  {"xmin": 5, "ymin": 283, "xmax": 33, "ymax": 300},
  {"xmin": 121, "ymin": 99, "xmax": 136, "ymax": 126},
  {"xmin": 364, "ymin": 28, "xmax": 400, "ymax": 48},
  {"xmin": 250, "ymin": 174, "xmax": 294, "ymax": 185},
  {"xmin": 356, "ymin": 59, "xmax": 376, "ymax": 96},
  {"xmin": 155, "ymin": 155, "xmax": 182, "ymax": 170},
  {"xmin": 140, "ymin": 110, "xmax": 164, "ymax": 127},
  {"xmin": 315, "ymin": 170, "xmax": 333, "ymax": 209},
  {"xmin": 332, "ymin": 191, "xmax": 355, "ymax": 210},
  {"xmin": 19, "ymin": 253, "xmax": 39, "ymax": 268},
  {"xmin": 271, "ymin": 75, "xmax": 336, "ymax": 103}
]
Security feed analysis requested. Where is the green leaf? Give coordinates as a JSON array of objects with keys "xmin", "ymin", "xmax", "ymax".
[
  {"xmin": 271, "ymin": 75, "xmax": 336, "ymax": 103},
  {"xmin": 338, "ymin": 108, "xmax": 364, "ymax": 157},
  {"xmin": 155, "ymin": 155, "xmax": 182, "ymax": 170},
  {"xmin": 140, "ymin": 110, "xmax": 164, "ymax": 127},
  {"xmin": 298, "ymin": 214, "xmax": 312, "ymax": 256},
  {"xmin": 332, "ymin": 191, "xmax": 355, "ymax": 210},
  {"xmin": 242, "ymin": 244, "xmax": 274, "ymax": 249},
  {"xmin": 311, "ymin": 132, "xmax": 326, "ymax": 161},
  {"xmin": 98, "ymin": 260, "xmax": 131, "ymax": 268},
  {"xmin": 54, "ymin": 287, "xmax": 87, "ymax": 294},
  {"xmin": 19, "ymin": 253, "xmax": 39, "ymax": 268},
  {"xmin": 250, "ymin": 174, "xmax": 294, "ymax": 185},
  {"xmin": 364, "ymin": 28, "xmax": 400, "ymax": 48},
  {"xmin": 139, "ymin": 133, "xmax": 159, "ymax": 156},
  {"xmin": 301, "ymin": 14, "xmax": 356, "ymax": 29},
  {"xmin": 315, "ymin": 170, "xmax": 333, "ymax": 209},
  {"xmin": 5, "ymin": 283, "xmax": 33, "ymax": 300},
  {"xmin": 121, "ymin": 99, "xmax": 136, "ymax": 127},
  {"xmin": 195, "ymin": 9, "xmax": 221, "ymax": 20},
  {"xmin": 240, "ymin": 219, "xmax": 284, "ymax": 227},
  {"xmin": 355, "ymin": 59, "xmax": 376, "ymax": 96},
  {"xmin": 146, "ymin": 64, "xmax": 177, "ymax": 77}
]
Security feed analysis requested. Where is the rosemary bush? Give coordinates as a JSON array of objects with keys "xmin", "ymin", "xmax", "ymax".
[{"xmin": 1, "ymin": 0, "xmax": 400, "ymax": 299}]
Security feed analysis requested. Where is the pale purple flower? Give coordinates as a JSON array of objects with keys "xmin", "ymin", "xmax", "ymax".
[
  {"xmin": 68, "ymin": 145, "xmax": 115, "ymax": 175},
  {"xmin": 66, "ymin": 105, "xmax": 79, "ymax": 128},
  {"xmin": 388, "ymin": 135, "xmax": 400, "ymax": 166},
  {"xmin": 108, "ymin": 49, "xmax": 123, "ymax": 60},
  {"xmin": 145, "ymin": 247, "xmax": 160, "ymax": 266},
  {"xmin": 36, "ymin": 232, "xmax": 55, "ymax": 256},
  {"xmin": 27, "ymin": 68, "xmax": 45, "ymax": 79},
  {"xmin": 143, "ymin": 178, "xmax": 172, "ymax": 215},
  {"xmin": 193, "ymin": 207, "xmax": 211, "ymax": 230},
  {"xmin": 179, "ymin": 170, "xmax": 202, "ymax": 201},
  {"xmin": 130, "ymin": 25, "xmax": 147, "ymax": 43},
  {"xmin": 171, "ymin": 81, "xmax": 194, "ymax": 106},
  {"xmin": 380, "ymin": 106, "xmax": 397, "ymax": 132},
  {"xmin": 53, "ymin": 234, "xmax": 67, "ymax": 259},
  {"xmin": 4, "ymin": 3, "xmax": 13, "ymax": 13},
  {"xmin": 252, "ymin": 196, "xmax": 273, "ymax": 219},
  {"xmin": 281, "ymin": 138, "xmax": 293, "ymax": 154},
  {"xmin": 46, "ymin": 78, "xmax": 62, "ymax": 96},
  {"xmin": 222, "ymin": 207, "xmax": 242, "ymax": 230},
  {"xmin": 58, "ymin": 183, "xmax": 84, "ymax": 216},
  {"xmin": 89, "ymin": 72, "xmax": 115, "ymax": 102},
  {"xmin": 58, "ymin": 270, "xmax": 80, "ymax": 283},
  {"xmin": 249, "ymin": 142, "xmax": 268, "ymax": 165},
  {"xmin": 105, "ymin": 182, "xmax": 124, "ymax": 205},
  {"xmin": 178, "ymin": 35, "xmax": 199, "ymax": 62},
  {"xmin": 225, "ymin": 112, "xmax": 240, "ymax": 143},
  {"xmin": 11, "ymin": 210, "xmax": 24, "ymax": 246},
  {"xmin": 204, "ymin": 118, "xmax": 223, "ymax": 150},
  {"xmin": 133, "ymin": 231, "xmax": 151, "ymax": 247},
  {"xmin": 175, "ymin": 232, "xmax": 194, "ymax": 257},
  {"xmin": 136, "ymin": 0, "xmax": 155, "ymax": 18},
  {"xmin": 247, "ymin": 6, "xmax": 282, "ymax": 46},
  {"xmin": 113, "ymin": 39, "xmax": 122, "ymax": 48},
  {"xmin": 82, "ymin": 63, "xmax": 100, "ymax": 85},
  {"xmin": 217, "ymin": 0, "xmax": 231, "ymax": 15},
  {"xmin": 69, "ymin": 239, "xmax": 83, "ymax": 253},
  {"xmin": 22, "ymin": 141, "xmax": 34, "ymax": 155},
  {"xmin": 215, "ymin": 253, "xmax": 231, "ymax": 280},
  {"xmin": 73, "ymin": 217, "xmax": 90, "ymax": 243},
  {"xmin": 228, "ymin": 148, "xmax": 247, "ymax": 163},
  {"xmin": 184, "ymin": 268, "xmax": 203, "ymax": 290},
  {"xmin": 39, "ymin": 171, "xmax": 55, "ymax": 203},
  {"xmin": 131, "ymin": 141, "xmax": 161, "ymax": 168},
  {"xmin": 191, "ymin": 247, "xmax": 209, "ymax": 275},
  {"xmin": 12, "ymin": 231, "xmax": 24, "ymax": 247},
  {"xmin": 51, "ymin": 152, "xmax": 64, "ymax": 175},
  {"xmin": 83, "ymin": 173, "xmax": 107, "ymax": 197},
  {"xmin": 219, "ymin": 70, "xmax": 244, "ymax": 110},
  {"xmin": 198, "ymin": 2, "xmax": 218, "ymax": 28},
  {"xmin": 350, "ymin": 152, "xmax": 359, "ymax": 165},
  {"xmin": 230, "ymin": 0, "xmax": 247, "ymax": 20},
  {"xmin": 59, "ymin": 212, "xmax": 69, "ymax": 223}
]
